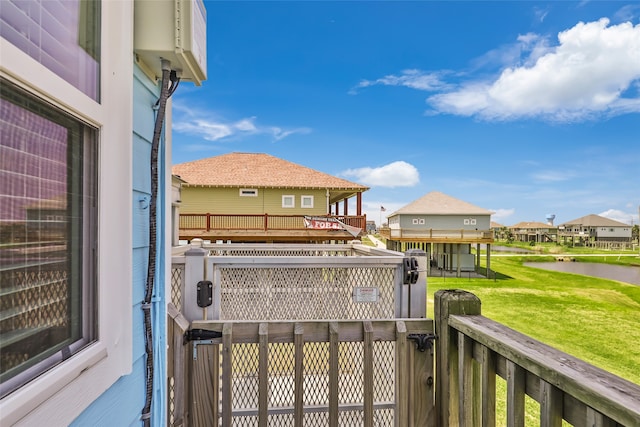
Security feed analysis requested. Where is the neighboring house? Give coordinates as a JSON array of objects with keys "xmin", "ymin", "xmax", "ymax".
[
  {"xmin": 379, "ymin": 191, "xmax": 494, "ymax": 276},
  {"xmin": 491, "ymin": 221, "xmax": 505, "ymax": 240},
  {"xmin": 558, "ymin": 214, "xmax": 632, "ymax": 244},
  {"xmin": 1, "ymin": 1, "xmax": 204, "ymax": 425},
  {"xmin": 509, "ymin": 221, "xmax": 558, "ymax": 243},
  {"xmin": 172, "ymin": 152, "xmax": 370, "ymax": 243}
]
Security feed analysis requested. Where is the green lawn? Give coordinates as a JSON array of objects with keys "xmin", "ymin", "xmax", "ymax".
[{"xmin": 426, "ymin": 256, "xmax": 640, "ymax": 385}]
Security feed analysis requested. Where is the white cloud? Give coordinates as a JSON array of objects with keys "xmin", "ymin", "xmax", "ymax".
[
  {"xmin": 172, "ymin": 106, "xmax": 311, "ymax": 142},
  {"xmin": 349, "ymin": 69, "xmax": 449, "ymax": 94},
  {"xmin": 530, "ymin": 169, "xmax": 576, "ymax": 182},
  {"xmin": 340, "ymin": 161, "xmax": 420, "ymax": 188},
  {"xmin": 599, "ymin": 209, "xmax": 637, "ymax": 225},
  {"xmin": 427, "ymin": 19, "xmax": 640, "ymax": 122},
  {"xmin": 491, "ymin": 208, "xmax": 516, "ymax": 223}
]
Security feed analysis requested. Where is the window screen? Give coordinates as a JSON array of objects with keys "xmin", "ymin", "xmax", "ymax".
[{"xmin": 0, "ymin": 79, "xmax": 97, "ymax": 398}]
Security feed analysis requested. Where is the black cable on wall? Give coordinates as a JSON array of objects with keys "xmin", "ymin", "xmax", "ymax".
[{"xmin": 141, "ymin": 60, "xmax": 179, "ymax": 426}]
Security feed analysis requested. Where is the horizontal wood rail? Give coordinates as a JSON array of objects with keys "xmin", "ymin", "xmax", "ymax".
[
  {"xmin": 179, "ymin": 213, "xmax": 366, "ymax": 233},
  {"xmin": 435, "ymin": 290, "xmax": 640, "ymax": 427},
  {"xmin": 378, "ymin": 227, "xmax": 494, "ymax": 242}
]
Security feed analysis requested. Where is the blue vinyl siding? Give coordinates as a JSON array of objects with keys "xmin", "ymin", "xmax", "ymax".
[{"xmin": 71, "ymin": 64, "xmax": 167, "ymax": 426}]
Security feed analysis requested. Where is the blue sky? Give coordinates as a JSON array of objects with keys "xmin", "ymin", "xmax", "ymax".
[{"xmin": 171, "ymin": 1, "xmax": 640, "ymax": 227}]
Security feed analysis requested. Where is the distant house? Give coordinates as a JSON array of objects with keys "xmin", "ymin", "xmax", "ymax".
[
  {"xmin": 379, "ymin": 191, "xmax": 494, "ymax": 276},
  {"xmin": 509, "ymin": 221, "xmax": 558, "ymax": 243},
  {"xmin": 491, "ymin": 221, "xmax": 505, "ymax": 240},
  {"xmin": 558, "ymin": 214, "xmax": 632, "ymax": 244},
  {"xmin": 172, "ymin": 153, "xmax": 369, "ymax": 242}
]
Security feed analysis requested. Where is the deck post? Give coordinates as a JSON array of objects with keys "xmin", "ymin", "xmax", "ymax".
[
  {"xmin": 184, "ymin": 241, "xmax": 206, "ymax": 322},
  {"xmin": 434, "ymin": 290, "xmax": 481, "ymax": 427},
  {"xmin": 404, "ymin": 249, "xmax": 427, "ymax": 318}
]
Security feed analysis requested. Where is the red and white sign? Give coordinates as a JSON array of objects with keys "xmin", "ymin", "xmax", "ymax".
[{"xmin": 304, "ymin": 216, "xmax": 343, "ymax": 230}]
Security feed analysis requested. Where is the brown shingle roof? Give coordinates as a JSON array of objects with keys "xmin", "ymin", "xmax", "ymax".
[
  {"xmin": 391, "ymin": 191, "xmax": 493, "ymax": 215},
  {"xmin": 172, "ymin": 153, "xmax": 369, "ymax": 190}
]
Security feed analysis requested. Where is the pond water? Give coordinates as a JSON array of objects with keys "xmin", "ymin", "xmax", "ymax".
[
  {"xmin": 481, "ymin": 244, "xmax": 535, "ymax": 253},
  {"xmin": 524, "ymin": 262, "xmax": 640, "ymax": 286}
]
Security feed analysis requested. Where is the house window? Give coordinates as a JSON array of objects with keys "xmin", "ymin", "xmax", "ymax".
[
  {"xmin": 0, "ymin": 79, "xmax": 97, "ymax": 398},
  {"xmin": 282, "ymin": 195, "xmax": 295, "ymax": 208},
  {"xmin": 239, "ymin": 188, "xmax": 258, "ymax": 197},
  {"xmin": 0, "ymin": 0, "xmax": 101, "ymax": 101},
  {"xmin": 301, "ymin": 195, "xmax": 314, "ymax": 208}
]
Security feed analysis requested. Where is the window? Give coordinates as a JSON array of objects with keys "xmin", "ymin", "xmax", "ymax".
[
  {"xmin": 0, "ymin": 79, "xmax": 97, "ymax": 398},
  {"xmin": 239, "ymin": 188, "xmax": 258, "ymax": 197},
  {"xmin": 0, "ymin": 0, "xmax": 101, "ymax": 101},
  {"xmin": 301, "ymin": 195, "xmax": 314, "ymax": 208},
  {"xmin": 282, "ymin": 195, "xmax": 295, "ymax": 208},
  {"xmin": 1, "ymin": 1, "xmax": 134, "ymax": 424}
]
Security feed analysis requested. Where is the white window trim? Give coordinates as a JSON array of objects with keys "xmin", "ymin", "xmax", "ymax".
[
  {"xmin": 239, "ymin": 188, "xmax": 258, "ymax": 197},
  {"xmin": 282, "ymin": 195, "xmax": 295, "ymax": 208},
  {"xmin": 301, "ymin": 195, "xmax": 314, "ymax": 208},
  {"xmin": 0, "ymin": 2, "xmax": 133, "ymax": 425}
]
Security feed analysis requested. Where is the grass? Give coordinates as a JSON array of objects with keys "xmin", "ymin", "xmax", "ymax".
[
  {"xmin": 427, "ymin": 256, "xmax": 640, "ymax": 385},
  {"xmin": 427, "ymin": 256, "xmax": 640, "ymax": 426}
]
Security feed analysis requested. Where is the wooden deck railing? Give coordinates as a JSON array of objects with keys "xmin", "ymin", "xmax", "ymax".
[
  {"xmin": 378, "ymin": 227, "xmax": 494, "ymax": 242},
  {"xmin": 167, "ymin": 259, "xmax": 640, "ymax": 427},
  {"xmin": 435, "ymin": 290, "xmax": 640, "ymax": 426},
  {"xmin": 179, "ymin": 213, "xmax": 366, "ymax": 232},
  {"xmin": 168, "ymin": 314, "xmax": 434, "ymax": 426}
]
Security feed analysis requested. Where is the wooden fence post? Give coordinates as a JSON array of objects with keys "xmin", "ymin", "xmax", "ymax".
[{"xmin": 434, "ymin": 290, "xmax": 481, "ymax": 427}]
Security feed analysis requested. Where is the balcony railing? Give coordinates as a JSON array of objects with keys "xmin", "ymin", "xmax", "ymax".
[
  {"xmin": 378, "ymin": 227, "xmax": 494, "ymax": 242},
  {"xmin": 179, "ymin": 213, "xmax": 366, "ymax": 233}
]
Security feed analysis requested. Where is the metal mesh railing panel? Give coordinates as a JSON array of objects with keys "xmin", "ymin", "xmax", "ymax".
[
  {"xmin": 223, "ymin": 340, "xmax": 395, "ymax": 426},
  {"xmin": 219, "ymin": 266, "xmax": 396, "ymax": 320}
]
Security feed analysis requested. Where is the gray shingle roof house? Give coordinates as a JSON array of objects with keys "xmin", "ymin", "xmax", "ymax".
[
  {"xmin": 558, "ymin": 214, "xmax": 632, "ymax": 243},
  {"xmin": 509, "ymin": 221, "xmax": 558, "ymax": 243},
  {"xmin": 379, "ymin": 191, "xmax": 494, "ymax": 277}
]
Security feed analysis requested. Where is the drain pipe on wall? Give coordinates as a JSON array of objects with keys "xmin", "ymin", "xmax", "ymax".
[{"xmin": 142, "ymin": 58, "xmax": 179, "ymax": 426}]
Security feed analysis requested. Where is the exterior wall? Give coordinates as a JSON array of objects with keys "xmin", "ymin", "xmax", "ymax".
[
  {"xmin": 561, "ymin": 225, "xmax": 632, "ymax": 241},
  {"xmin": 0, "ymin": 1, "xmax": 143, "ymax": 424},
  {"xmin": 595, "ymin": 227, "xmax": 632, "ymax": 241},
  {"xmin": 399, "ymin": 214, "xmax": 491, "ymax": 231},
  {"xmin": 180, "ymin": 186, "xmax": 329, "ymax": 216},
  {"xmin": 70, "ymin": 64, "xmax": 167, "ymax": 426}
]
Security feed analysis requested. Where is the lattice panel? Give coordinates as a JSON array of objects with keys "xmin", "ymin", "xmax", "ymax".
[
  {"xmin": 374, "ymin": 341, "xmax": 396, "ymax": 402},
  {"xmin": 170, "ymin": 264, "xmax": 184, "ymax": 311},
  {"xmin": 219, "ymin": 266, "xmax": 396, "ymax": 320},
  {"xmin": 232, "ymin": 343, "xmax": 260, "ymax": 410},
  {"xmin": 0, "ymin": 263, "xmax": 69, "ymax": 373},
  {"xmin": 222, "ymin": 340, "xmax": 396, "ymax": 426}
]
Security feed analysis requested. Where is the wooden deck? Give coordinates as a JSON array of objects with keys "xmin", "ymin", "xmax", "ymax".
[{"xmin": 179, "ymin": 213, "xmax": 366, "ymax": 242}]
